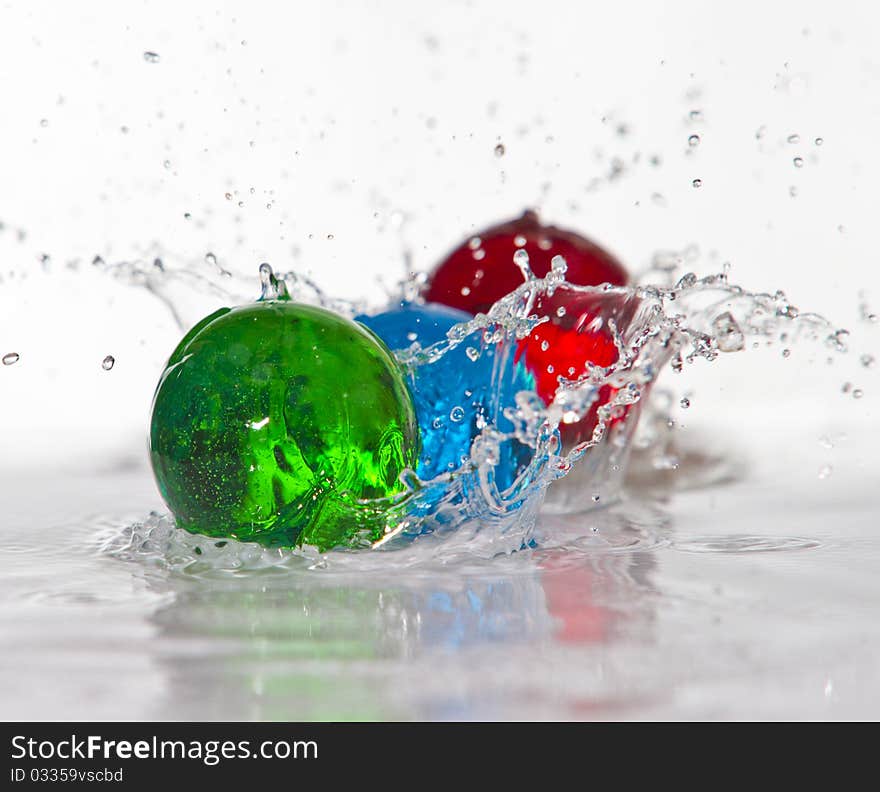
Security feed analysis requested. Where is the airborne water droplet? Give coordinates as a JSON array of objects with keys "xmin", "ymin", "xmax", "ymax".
[
  {"xmin": 680, "ymin": 397, "xmax": 690, "ymax": 409},
  {"xmin": 688, "ymin": 134, "xmax": 700, "ymax": 147},
  {"xmin": 494, "ymin": 143, "xmax": 506, "ymax": 157},
  {"xmin": 102, "ymin": 355, "xmax": 115, "ymax": 371},
  {"xmin": 513, "ymin": 248, "xmax": 532, "ymax": 280},
  {"xmin": 793, "ymin": 156, "xmax": 804, "ymax": 168},
  {"xmin": 2, "ymin": 352, "xmax": 20, "ymax": 366},
  {"xmin": 550, "ymin": 254, "xmax": 568, "ymax": 275},
  {"xmin": 692, "ymin": 178, "xmax": 702, "ymax": 188},
  {"xmin": 258, "ymin": 262, "xmax": 290, "ymax": 301},
  {"xmin": 712, "ymin": 312, "xmax": 745, "ymax": 352},
  {"xmin": 143, "ymin": 51, "xmax": 160, "ymax": 63},
  {"xmin": 787, "ymin": 133, "xmax": 800, "ymax": 144},
  {"xmin": 861, "ymin": 354, "xmax": 875, "ymax": 368}
]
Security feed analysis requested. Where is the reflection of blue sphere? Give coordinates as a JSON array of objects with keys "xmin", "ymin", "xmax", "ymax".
[{"xmin": 357, "ymin": 301, "xmax": 534, "ymax": 481}]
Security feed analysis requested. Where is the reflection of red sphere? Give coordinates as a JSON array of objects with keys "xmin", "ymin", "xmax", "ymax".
[
  {"xmin": 424, "ymin": 210, "xmax": 628, "ymax": 315},
  {"xmin": 515, "ymin": 287, "xmax": 641, "ymax": 447}
]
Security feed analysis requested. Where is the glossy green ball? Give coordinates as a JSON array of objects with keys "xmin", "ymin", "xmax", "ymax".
[{"xmin": 149, "ymin": 300, "xmax": 420, "ymax": 550}]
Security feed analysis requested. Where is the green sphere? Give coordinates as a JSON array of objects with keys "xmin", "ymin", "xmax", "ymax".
[{"xmin": 149, "ymin": 300, "xmax": 420, "ymax": 550}]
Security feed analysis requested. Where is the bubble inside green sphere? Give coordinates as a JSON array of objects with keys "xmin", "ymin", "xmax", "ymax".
[{"xmin": 149, "ymin": 299, "xmax": 420, "ymax": 551}]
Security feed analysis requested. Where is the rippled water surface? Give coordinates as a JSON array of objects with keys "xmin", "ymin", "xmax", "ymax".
[{"xmin": 3, "ymin": 413, "xmax": 878, "ymax": 721}]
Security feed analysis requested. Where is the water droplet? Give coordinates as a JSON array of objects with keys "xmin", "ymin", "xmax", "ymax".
[
  {"xmin": 842, "ymin": 382, "xmax": 852, "ymax": 394},
  {"xmin": 143, "ymin": 51, "xmax": 160, "ymax": 64},
  {"xmin": 163, "ymin": 159, "xmax": 171, "ymax": 170},
  {"xmin": 680, "ymin": 397, "xmax": 690, "ymax": 409},
  {"xmin": 2, "ymin": 352, "xmax": 20, "ymax": 366},
  {"xmin": 827, "ymin": 329, "xmax": 849, "ymax": 353},
  {"xmin": 205, "ymin": 252, "xmax": 217, "ymax": 266},
  {"xmin": 327, "ymin": 234, "xmax": 334, "ymax": 240},
  {"xmin": 513, "ymin": 248, "xmax": 532, "ymax": 280},
  {"xmin": 675, "ymin": 272, "xmax": 698, "ymax": 290},
  {"xmin": 853, "ymin": 389, "xmax": 864, "ymax": 399},
  {"xmin": 782, "ymin": 348, "xmax": 791, "ymax": 358},
  {"xmin": 861, "ymin": 354, "xmax": 875, "ymax": 368},
  {"xmin": 465, "ymin": 347, "xmax": 480, "ymax": 362},
  {"xmin": 793, "ymin": 156, "xmax": 804, "ymax": 168},
  {"xmin": 449, "ymin": 406, "xmax": 465, "ymax": 423},
  {"xmin": 514, "ymin": 235, "xmax": 527, "ymax": 247},
  {"xmin": 787, "ymin": 133, "xmax": 800, "ymax": 144},
  {"xmin": 550, "ymin": 255, "xmax": 568, "ymax": 277},
  {"xmin": 40, "ymin": 118, "xmax": 48, "ymax": 128},
  {"xmin": 815, "ymin": 137, "xmax": 824, "ymax": 146},
  {"xmin": 258, "ymin": 262, "xmax": 290, "ymax": 301},
  {"xmin": 755, "ymin": 125, "xmax": 767, "ymax": 140},
  {"xmin": 692, "ymin": 178, "xmax": 702, "ymax": 188},
  {"xmin": 184, "ymin": 212, "xmax": 191, "ymax": 220},
  {"xmin": 225, "ymin": 192, "xmax": 233, "ymax": 200},
  {"xmin": 468, "ymin": 237, "xmax": 482, "ymax": 251},
  {"xmin": 689, "ymin": 110, "xmax": 703, "ymax": 122},
  {"xmin": 102, "ymin": 355, "xmax": 115, "ymax": 371},
  {"xmin": 494, "ymin": 143, "xmax": 505, "ymax": 157},
  {"xmin": 591, "ymin": 494, "xmax": 601, "ymax": 503},
  {"xmin": 540, "ymin": 340, "xmax": 550, "ymax": 352},
  {"xmin": 556, "ymin": 306, "xmax": 566, "ymax": 318},
  {"xmin": 712, "ymin": 312, "xmax": 745, "ymax": 352},
  {"xmin": 688, "ymin": 134, "xmax": 700, "ymax": 147}
]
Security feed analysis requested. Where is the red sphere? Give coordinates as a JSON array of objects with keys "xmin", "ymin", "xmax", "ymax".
[
  {"xmin": 515, "ymin": 287, "xmax": 641, "ymax": 447},
  {"xmin": 424, "ymin": 210, "xmax": 628, "ymax": 315}
]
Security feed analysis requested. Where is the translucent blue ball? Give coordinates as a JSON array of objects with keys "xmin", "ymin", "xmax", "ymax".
[{"xmin": 357, "ymin": 301, "xmax": 533, "ymax": 482}]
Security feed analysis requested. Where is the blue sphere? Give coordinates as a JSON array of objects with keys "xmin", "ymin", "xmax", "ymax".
[{"xmin": 357, "ymin": 301, "xmax": 534, "ymax": 482}]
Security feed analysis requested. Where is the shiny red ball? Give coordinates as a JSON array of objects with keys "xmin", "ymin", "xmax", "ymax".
[
  {"xmin": 424, "ymin": 210, "xmax": 628, "ymax": 315},
  {"xmin": 515, "ymin": 287, "xmax": 641, "ymax": 447}
]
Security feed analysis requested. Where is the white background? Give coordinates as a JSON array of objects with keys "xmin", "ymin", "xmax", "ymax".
[{"xmin": 0, "ymin": 0, "xmax": 877, "ymax": 473}]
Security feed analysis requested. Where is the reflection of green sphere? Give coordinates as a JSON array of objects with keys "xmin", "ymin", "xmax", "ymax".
[{"xmin": 149, "ymin": 300, "xmax": 419, "ymax": 551}]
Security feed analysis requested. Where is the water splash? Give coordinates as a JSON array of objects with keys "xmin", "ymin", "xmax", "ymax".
[{"xmin": 94, "ymin": 248, "xmax": 851, "ymax": 569}]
